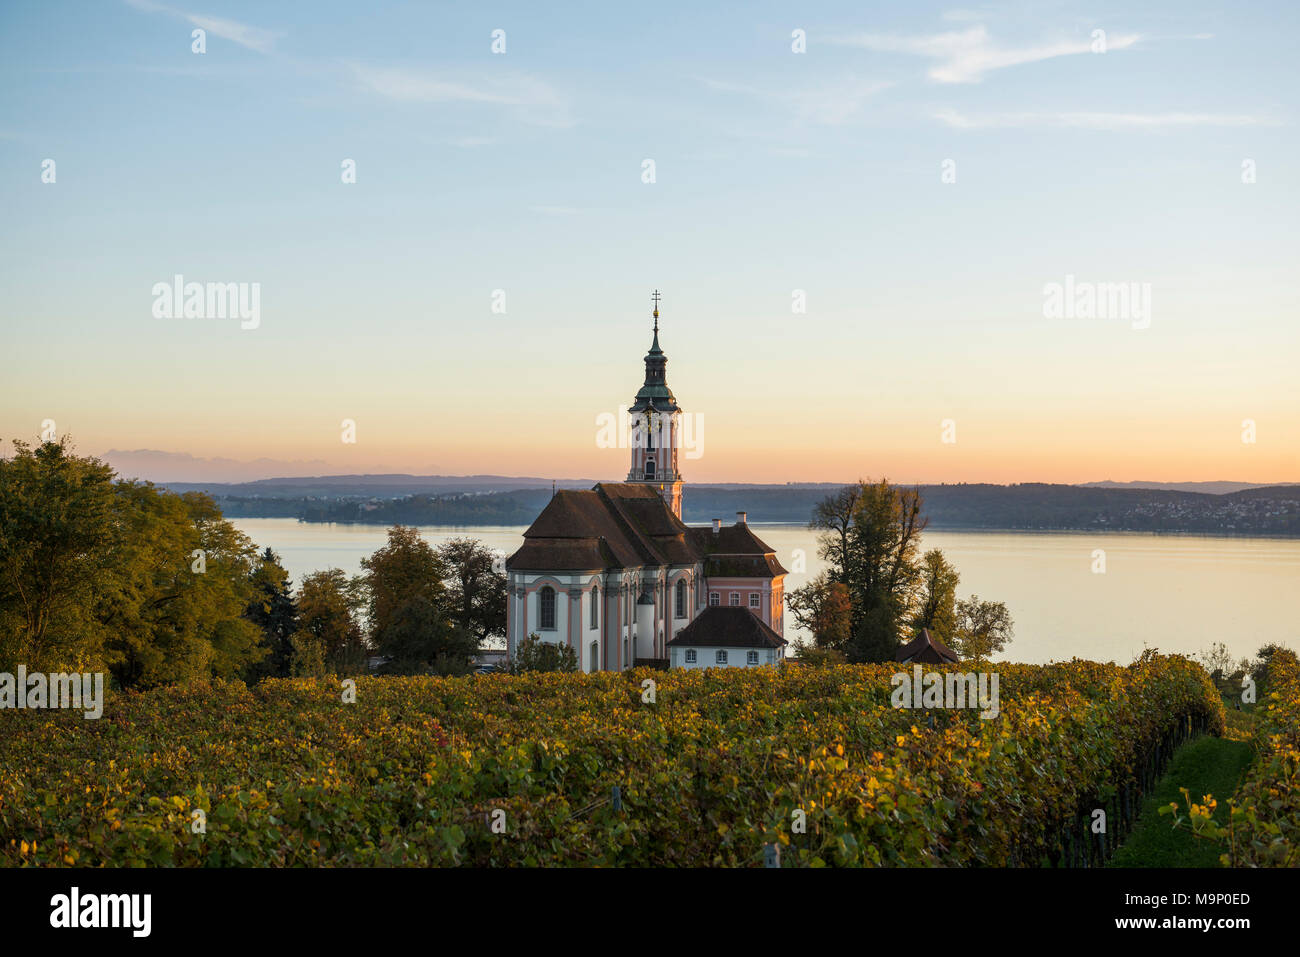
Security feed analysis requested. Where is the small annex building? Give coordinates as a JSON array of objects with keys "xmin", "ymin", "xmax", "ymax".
[{"xmin": 895, "ymin": 628, "xmax": 961, "ymax": 665}]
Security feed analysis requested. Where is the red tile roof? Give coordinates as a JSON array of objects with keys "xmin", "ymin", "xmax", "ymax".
[
  {"xmin": 667, "ymin": 606, "xmax": 788, "ymax": 649},
  {"xmin": 895, "ymin": 628, "xmax": 961, "ymax": 664},
  {"xmin": 506, "ymin": 483, "xmax": 785, "ymax": 576}
]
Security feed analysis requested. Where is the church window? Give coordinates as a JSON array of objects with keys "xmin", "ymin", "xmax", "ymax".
[
  {"xmin": 644, "ymin": 459, "xmax": 655, "ymax": 479},
  {"xmin": 539, "ymin": 586, "xmax": 556, "ymax": 630},
  {"xmin": 749, "ymin": 592, "xmax": 760, "ymax": 609},
  {"xmin": 716, "ymin": 650, "xmax": 728, "ymax": 665},
  {"xmin": 709, "ymin": 592, "xmax": 719, "ymax": 607},
  {"xmin": 591, "ymin": 586, "xmax": 600, "ymax": 628},
  {"xmin": 747, "ymin": 651, "xmax": 759, "ymax": 665},
  {"xmin": 729, "ymin": 592, "xmax": 740, "ymax": 606},
  {"xmin": 675, "ymin": 580, "xmax": 686, "ymax": 618}
]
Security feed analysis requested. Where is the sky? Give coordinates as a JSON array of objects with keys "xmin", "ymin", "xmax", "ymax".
[{"xmin": 1, "ymin": 0, "xmax": 1297, "ymax": 485}]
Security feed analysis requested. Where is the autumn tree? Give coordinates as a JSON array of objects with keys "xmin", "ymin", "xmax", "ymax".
[
  {"xmin": 804, "ymin": 479, "xmax": 927, "ymax": 663},
  {"xmin": 952, "ymin": 596, "xmax": 1014, "ymax": 661},
  {"xmin": 785, "ymin": 571, "xmax": 851, "ymax": 651},
  {"xmin": 291, "ymin": 568, "xmax": 366, "ymax": 676},
  {"xmin": 911, "ymin": 549, "xmax": 960, "ymax": 643}
]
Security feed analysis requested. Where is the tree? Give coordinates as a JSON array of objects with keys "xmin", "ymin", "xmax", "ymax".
[
  {"xmin": 100, "ymin": 485, "xmax": 263, "ymax": 688},
  {"xmin": 806, "ymin": 479, "xmax": 928, "ymax": 663},
  {"xmin": 792, "ymin": 641, "xmax": 847, "ymax": 666},
  {"xmin": 0, "ymin": 437, "xmax": 118, "ymax": 671},
  {"xmin": 359, "ymin": 527, "xmax": 482, "ymax": 674},
  {"xmin": 785, "ymin": 571, "xmax": 852, "ymax": 651},
  {"xmin": 848, "ymin": 603, "xmax": 904, "ymax": 663},
  {"xmin": 245, "ymin": 547, "xmax": 299, "ymax": 681},
  {"xmin": 436, "ymin": 538, "xmax": 507, "ymax": 645},
  {"xmin": 361, "ymin": 526, "xmax": 448, "ymax": 642},
  {"xmin": 911, "ymin": 548, "xmax": 959, "ymax": 643},
  {"xmin": 952, "ymin": 596, "xmax": 1014, "ymax": 661},
  {"xmin": 511, "ymin": 633, "xmax": 578, "ymax": 674},
  {"xmin": 811, "ymin": 485, "xmax": 861, "ymax": 585},
  {"xmin": 292, "ymin": 568, "xmax": 366, "ymax": 676}
]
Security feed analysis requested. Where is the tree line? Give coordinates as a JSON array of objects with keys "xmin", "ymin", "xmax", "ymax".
[
  {"xmin": 0, "ymin": 439, "xmax": 506, "ymax": 687},
  {"xmin": 786, "ymin": 479, "xmax": 1014, "ymax": 663}
]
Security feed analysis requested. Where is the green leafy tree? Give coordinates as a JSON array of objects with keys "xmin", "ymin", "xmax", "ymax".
[
  {"xmin": 436, "ymin": 537, "xmax": 507, "ymax": 645},
  {"xmin": 952, "ymin": 596, "xmax": 1014, "ymax": 662},
  {"xmin": 848, "ymin": 603, "xmax": 905, "ymax": 663},
  {"xmin": 911, "ymin": 548, "xmax": 959, "ymax": 643},
  {"xmin": 361, "ymin": 525, "xmax": 448, "ymax": 642},
  {"xmin": 245, "ymin": 547, "xmax": 299, "ymax": 681},
  {"xmin": 100, "ymin": 485, "xmax": 263, "ymax": 687},
  {"xmin": 808, "ymin": 479, "xmax": 927, "ymax": 662},
  {"xmin": 0, "ymin": 438, "xmax": 118, "ymax": 671},
  {"xmin": 792, "ymin": 641, "xmax": 847, "ymax": 666},
  {"xmin": 511, "ymin": 633, "xmax": 578, "ymax": 673},
  {"xmin": 291, "ymin": 568, "xmax": 366, "ymax": 676}
]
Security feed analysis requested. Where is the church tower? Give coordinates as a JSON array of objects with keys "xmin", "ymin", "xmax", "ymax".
[{"xmin": 627, "ymin": 290, "xmax": 684, "ymax": 518}]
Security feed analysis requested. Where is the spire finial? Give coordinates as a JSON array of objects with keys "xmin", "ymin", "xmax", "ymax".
[{"xmin": 651, "ymin": 289, "xmax": 661, "ymax": 333}]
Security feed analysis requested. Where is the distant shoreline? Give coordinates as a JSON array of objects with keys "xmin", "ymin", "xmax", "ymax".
[{"xmin": 226, "ymin": 515, "xmax": 1300, "ymax": 541}]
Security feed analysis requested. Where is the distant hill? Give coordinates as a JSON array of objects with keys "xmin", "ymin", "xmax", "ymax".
[
  {"xmin": 1080, "ymin": 480, "xmax": 1285, "ymax": 495},
  {"xmin": 198, "ymin": 479, "xmax": 1300, "ymax": 537}
]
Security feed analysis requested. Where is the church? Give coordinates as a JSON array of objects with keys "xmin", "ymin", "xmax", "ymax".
[{"xmin": 504, "ymin": 295, "xmax": 788, "ymax": 672}]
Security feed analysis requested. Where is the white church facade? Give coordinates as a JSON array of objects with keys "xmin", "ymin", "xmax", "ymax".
[{"xmin": 504, "ymin": 295, "xmax": 788, "ymax": 672}]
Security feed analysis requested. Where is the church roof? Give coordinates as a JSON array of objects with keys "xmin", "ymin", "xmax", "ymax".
[
  {"xmin": 667, "ymin": 606, "xmax": 788, "ymax": 649},
  {"xmin": 506, "ymin": 483, "xmax": 784, "ymax": 576},
  {"xmin": 630, "ymin": 306, "xmax": 680, "ymax": 413},
  {"xmin": 687, "ymin": 524, "xmax": 789, "ymax": 578}
]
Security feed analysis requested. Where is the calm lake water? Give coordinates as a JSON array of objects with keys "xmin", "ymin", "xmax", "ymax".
[{"xmin": 229, "ymin": 518, "xmax": 1299, "ymax": 666}]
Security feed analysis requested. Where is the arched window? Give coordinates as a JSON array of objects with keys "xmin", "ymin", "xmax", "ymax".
[
  {"xmin": 591, "ymin": 586, "xmax": 600, "ymax": 628},
  {"xmin": 644, "ymin": 459, "xmax": 656, "ymax": 479},
  {"xmin": 675, "ymin": 579, "xmax": 686, "ymax": 618},
  {"xmin": 539, "ymin": 586, "xmax": 556, "ymax": 630},
  {"xmin": 590, "ymin": 641, "xmax": 599, "ymax": 673}
]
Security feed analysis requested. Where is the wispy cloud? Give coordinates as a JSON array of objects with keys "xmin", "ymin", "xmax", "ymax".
[
  {"xmin": 829, "ymin": 25, "xmax": 1138, "ymax": 83},
  {"xmin": 933, "ymin": 108, "xmax": 1282, "ymax": 130},
  {"xmin": 124, "ymin": 0, "xmax": 281, "ymax": 53},
  {"xmin": 352, "ymin": 64, "xmax": 573, "ymax": 127},
  {"xmin": 700, "ymin": 76, "xmax": 891, "ymax": 125}
]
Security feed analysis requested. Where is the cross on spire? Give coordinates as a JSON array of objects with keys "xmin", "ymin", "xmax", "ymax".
[{"xmin": 651, "ymin": 289, "xmax": 661, "ymax": 332}]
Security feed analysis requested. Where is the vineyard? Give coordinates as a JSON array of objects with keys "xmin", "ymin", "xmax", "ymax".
[{"xmin": 5, "ymin": 651, "xmax": 1293, "ymax": 868}]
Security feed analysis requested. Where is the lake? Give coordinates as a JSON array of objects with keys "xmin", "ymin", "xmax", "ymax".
[{"xmin": 229, "ymin": 518, "xmax": 1299, "ymax": 666}]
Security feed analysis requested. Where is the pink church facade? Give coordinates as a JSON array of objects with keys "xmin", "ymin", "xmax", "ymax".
[{"xmin": 504, "ymin": 297, "xmax": 786, "ymax": 671}]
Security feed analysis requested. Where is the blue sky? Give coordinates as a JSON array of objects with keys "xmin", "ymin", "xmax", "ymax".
[{"xmin": 1, "ymin": 0, "xmax": 1296, "ymax": 483}]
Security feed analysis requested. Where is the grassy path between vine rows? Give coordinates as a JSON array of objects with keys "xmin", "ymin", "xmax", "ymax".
[{"xmin": 1110, "ymin": 714, "xmax": 1257, "ymax": 868}]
